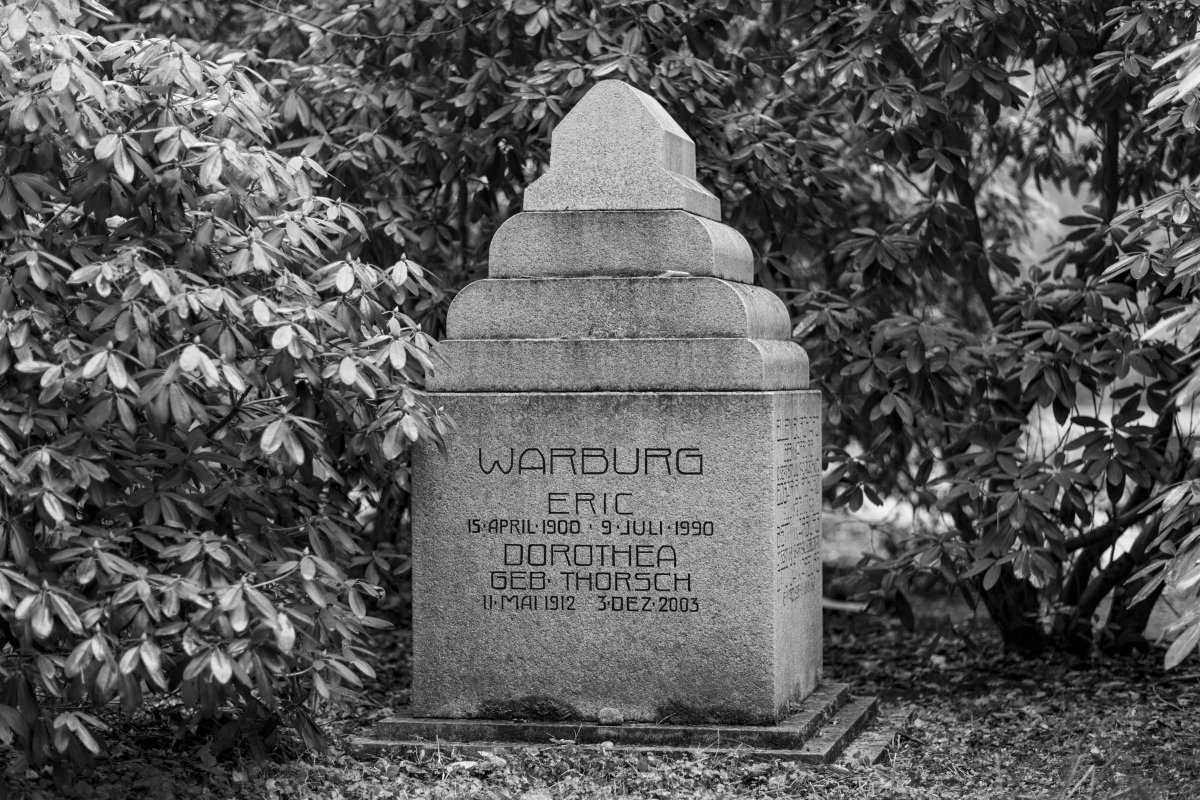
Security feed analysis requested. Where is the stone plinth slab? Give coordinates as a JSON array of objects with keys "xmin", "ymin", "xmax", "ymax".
[
  {"xmin": 445, "ymin": 277, "xmax": 790, "ymax": 341},
  {"xmin": 522, "ymin": 81, "xmax": 720, "ymax": 218},
  {"xmin": 355, "ymin": 690, "xmax": 892, "ymax": 764},
  {"xmin": 411, "ymin": 391, "xmax": 822, "ymax": 723},
  {"xmin": 426, "ymin": 339, "xmax": 809, "ymax": 392},
  {"xmin": 489, "ymin": 211, "xmax": 752, "ymax": 282}
]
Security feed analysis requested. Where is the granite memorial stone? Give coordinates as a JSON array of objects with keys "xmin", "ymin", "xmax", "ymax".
[{"xmin": 411, "ymin": 80, "xmax": 822, "ymax": 725}]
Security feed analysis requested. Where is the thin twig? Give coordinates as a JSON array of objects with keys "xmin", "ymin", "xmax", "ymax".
[
  {"xmin": 1157, "ymin": 671, "xmax": 1200, "ymax": 684},
  {"xmin": 1151, "ymin": 685, "xmax": 1186, "ymax": 712},
  {"xmin": 202, "ymin": 386, "xmax": 253, "ymax": 437}
]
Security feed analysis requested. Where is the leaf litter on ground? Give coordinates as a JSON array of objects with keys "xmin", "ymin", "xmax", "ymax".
[{"xmin": 3, "ymin": 610, "xmax": 1198, "ymax": 799}]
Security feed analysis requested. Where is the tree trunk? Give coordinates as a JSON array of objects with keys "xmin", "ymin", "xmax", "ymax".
[
  {"xmin": 1055, "ymin": 546, "xmax": 1103, "ymax": 655},
  {"xmin": 1103, "ymin": 575, "xmax": 1164, "ymax": 654},
  {"xmin": 951, "ymin": 508, "xmax": 1049, "ymax": 651},
  {"xmin": 976, "ymin": 565, "xmax": 1050, "ymax": 653},
  {"xmin": 949, "ymin": 173, "xmax": 998, "ymax": 327}
]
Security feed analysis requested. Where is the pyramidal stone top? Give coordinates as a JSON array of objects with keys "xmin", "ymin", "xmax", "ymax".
[{"xmin": 521, "ymin": 81, "xmax": 721, "ymax": 220}]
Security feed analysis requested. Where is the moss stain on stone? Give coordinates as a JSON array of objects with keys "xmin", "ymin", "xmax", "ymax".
[{"xmin": 476, "ymin": 695, "xmax": 581, "ymax": 721}]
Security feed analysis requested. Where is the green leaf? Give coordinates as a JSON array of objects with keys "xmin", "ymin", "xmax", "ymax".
[
  {"xmin": 283, "ymin": 428, "xmax": 305, "ymax": 465},
  {"xmin": 82, "ymin": 351, "xmax": 107, "ymax": 379},
  {"xmin": 106, "ymin": 353, "xmax": 129, "ymax": 390},
  {"xmin": 50, "ymin": 63, "xmax": 71, "ymax": 93},
  {"xmin": 338, "ymin": 356, "xmax": 357, "ymax": 385},
  {"xmin": 293, "ymin": 710, "xmax": 326, "ymax": 753},
  {"xmin": 210, "ymin": 649, "xmax": 233, "ymax": 684},
  {"xmin": 118, "ymin": 646, "xmax": 141, "ymax": 675},
  {"xmin": 200, "ymin": 149, "xmax": 223, "ymax": 186},
  {"xmin": 68, "ymin": 265, "xmax": 103, "ymax": 284},
  {"xmin": 983, "ymin": 562, "xmax": 1002, "ymax": 591},
  {"xmin": 382, "ymin": 425, "xmax": 403, "ymax": 460},
  {"xmin": 113, "ymin": 143, "xmax": 135, "ymax": 183},
  {"xmin": 48, "ymin": 594, "xmax": 83, "ymax": 635},
  {"xmin": 262, "ymin": 419, "xmax": 287, "ymax": 455},
  {"xmin": 388, "ymin": 340, "xmax": 407, "ymax": 370},
  {"xmin": 276, "ymin": 613, "xmax": 296, "ymax": 654},
  {"xmin": 335, "ymin": 264, "xmax": 355, "ymax": 293},
  {"xmin": 139, "ymin": 642, "xmax": 163, "ymax": 677},
  {"xmin": 1165, "ymin": 621, "xmax": 1200, "ymax": 670},
  {"xmin": 252, "ymin": 299, "xmax": 272, "ymax": 325},
  {"xmin": 1130, "ymin": 254, "xmax": 1149, "ymax": 280},
  {"xmin": 348, "ymin": 589, "xmax": 365, "ymax": 619},
  {"xmin": 945, "ymin": 70, "xmax": 971, "ymax": 93},
  {"xmin": 61, "ymin": 714, "xmax": 101, "ymax": 754},
  {"xmin": 41, "ymin": 494, "xmax": 65, "ymax": 524},
  {"xmin": 32, "ymin": 600, "xmax": 53, "ymax": 639},
  {"xmin": 180, "ymin": 344, "xmax": 202, "ymax": 372},
  {"xmin": 271, "ymin": 326, "xmax": 294, "ymax": 349},
  {"xmin": 8, "ymin": 8, "xmax": 28, "ymax": 42}
]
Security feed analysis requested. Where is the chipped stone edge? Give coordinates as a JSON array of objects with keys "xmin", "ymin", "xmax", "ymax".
[{"xmin": 488, "ymin": 210, "xmax": 752, "ymax": 283}]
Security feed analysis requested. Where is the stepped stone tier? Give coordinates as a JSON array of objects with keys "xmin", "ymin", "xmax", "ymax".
[
  {"xmin": 488, "ymin": 211, "xmax": 753, "ymax": 281},
  {"xmin": 411, "ymin": 80, "xmax": 822, "ymax": 726}
]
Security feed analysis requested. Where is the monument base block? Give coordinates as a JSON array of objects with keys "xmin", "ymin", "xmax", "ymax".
[
  {"xmin": 412, "ymin": 391, "xmax": 822, "ymax": 724},
  {"xmin": 355, "ymin": 684, "xmax": 897, "ymax": 764}
]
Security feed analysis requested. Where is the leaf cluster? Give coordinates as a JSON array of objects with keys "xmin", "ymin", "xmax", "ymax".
[
  {"xmin": 50, "ymin": 0, "xmax": 1200, "ymax": 683},
  {"xmin": 0, "ymin": 0, "xmax": 444, "ymax": 769}
]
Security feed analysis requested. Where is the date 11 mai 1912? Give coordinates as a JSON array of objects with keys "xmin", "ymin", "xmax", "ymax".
[{"xmin": 481, "ymin": 594, "xmax": 702, "ymax": 612}]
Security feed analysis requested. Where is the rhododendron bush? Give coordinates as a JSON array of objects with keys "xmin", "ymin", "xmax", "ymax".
[{"xmin": 0, "ymin": 0, "xmax": 443, "ymax": 767}]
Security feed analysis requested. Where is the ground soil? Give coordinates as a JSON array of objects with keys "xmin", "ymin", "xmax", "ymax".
[{"xmin": 3, "ymin": 608, "xmax": 1198, "ymax": 800}]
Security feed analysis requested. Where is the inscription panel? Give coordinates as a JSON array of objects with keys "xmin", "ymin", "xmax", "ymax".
[
  {"xmin": 412, "ymin": 391, "xmax": 822, "ymax": 723},
  {"xmin": 469, "ymin": 444, "xmax": 712, "ymax": 615},
  {"xmin": 770, "ymin": 391, "xmax": 823, "ymax": 706},
  {"xmin": 774, "ymin": 407, "xmax": 822, "ymax": 604}
]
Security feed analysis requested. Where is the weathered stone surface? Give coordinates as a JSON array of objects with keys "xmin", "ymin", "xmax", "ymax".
[
  {"xmin": 358, "ymin": 684, "xmax": 891, "ymax": 764},
  {"xmin": 445, "ymin": 277, "xmax": 790, "ymax": 341},
  {"xmin": 371, "ymin": 684, "xmax": 852, "ymax": 751},
  {"xmin": 597, "ymin": 707, "xmax": 624, "ymax": 726},
  {"xmin": 411, "ymin": 391, "xmax": 823, "ymax": 723},
  {"xmin": 521, "ymin": 81, "xmax": 721, "ymax": 218},
  {"xmin": 426, "ymin": 339, "xmax": 809, "ymax": 392},
  {"xmin": 410, "ymin": 79, "xmax": 830, "ymax": 741},
  {"xmin": 489, "ymin": 211, "xmax": 752, "ymax": 282}
]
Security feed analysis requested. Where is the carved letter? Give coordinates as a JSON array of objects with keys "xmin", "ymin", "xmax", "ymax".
[
  {"xmin": 479, "ymin": 448, "xmax": 514, "ymax": 474},
  {"xmin": 613, "ymin": 447, "xmax": 641, "ymax": 475},
  {"xmin": 581, "ymin": 447, "xmax": 609, "ymax": 474},
  {"xmin": 676, "ymin": 447, "xmax": 703, "ymax": 475},
  {"xmin": 643, "ymin": 448, "xmax": 672, "ymax": 475},
  {"xmin": 518, "ymin": 447, "xmax": 546, "ymax": 474}
]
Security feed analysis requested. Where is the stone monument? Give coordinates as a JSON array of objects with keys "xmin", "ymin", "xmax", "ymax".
[
  {"xmin": 365, "ymin": 82, "xmax": 884, "ymax": 761},
  {"xmin": 413, "ymin": 79, "xmax": 820, "ymax": 724}
]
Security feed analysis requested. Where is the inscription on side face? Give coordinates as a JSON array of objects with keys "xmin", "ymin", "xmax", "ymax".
[{"xmin": 774, "ymin": 412, "xmax": 822, "ymax": 603}]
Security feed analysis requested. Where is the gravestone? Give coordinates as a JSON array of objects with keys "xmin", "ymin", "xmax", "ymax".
[{"xmin": 409, "ymin": 80, "xmax": 824, "ymax": 726}]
